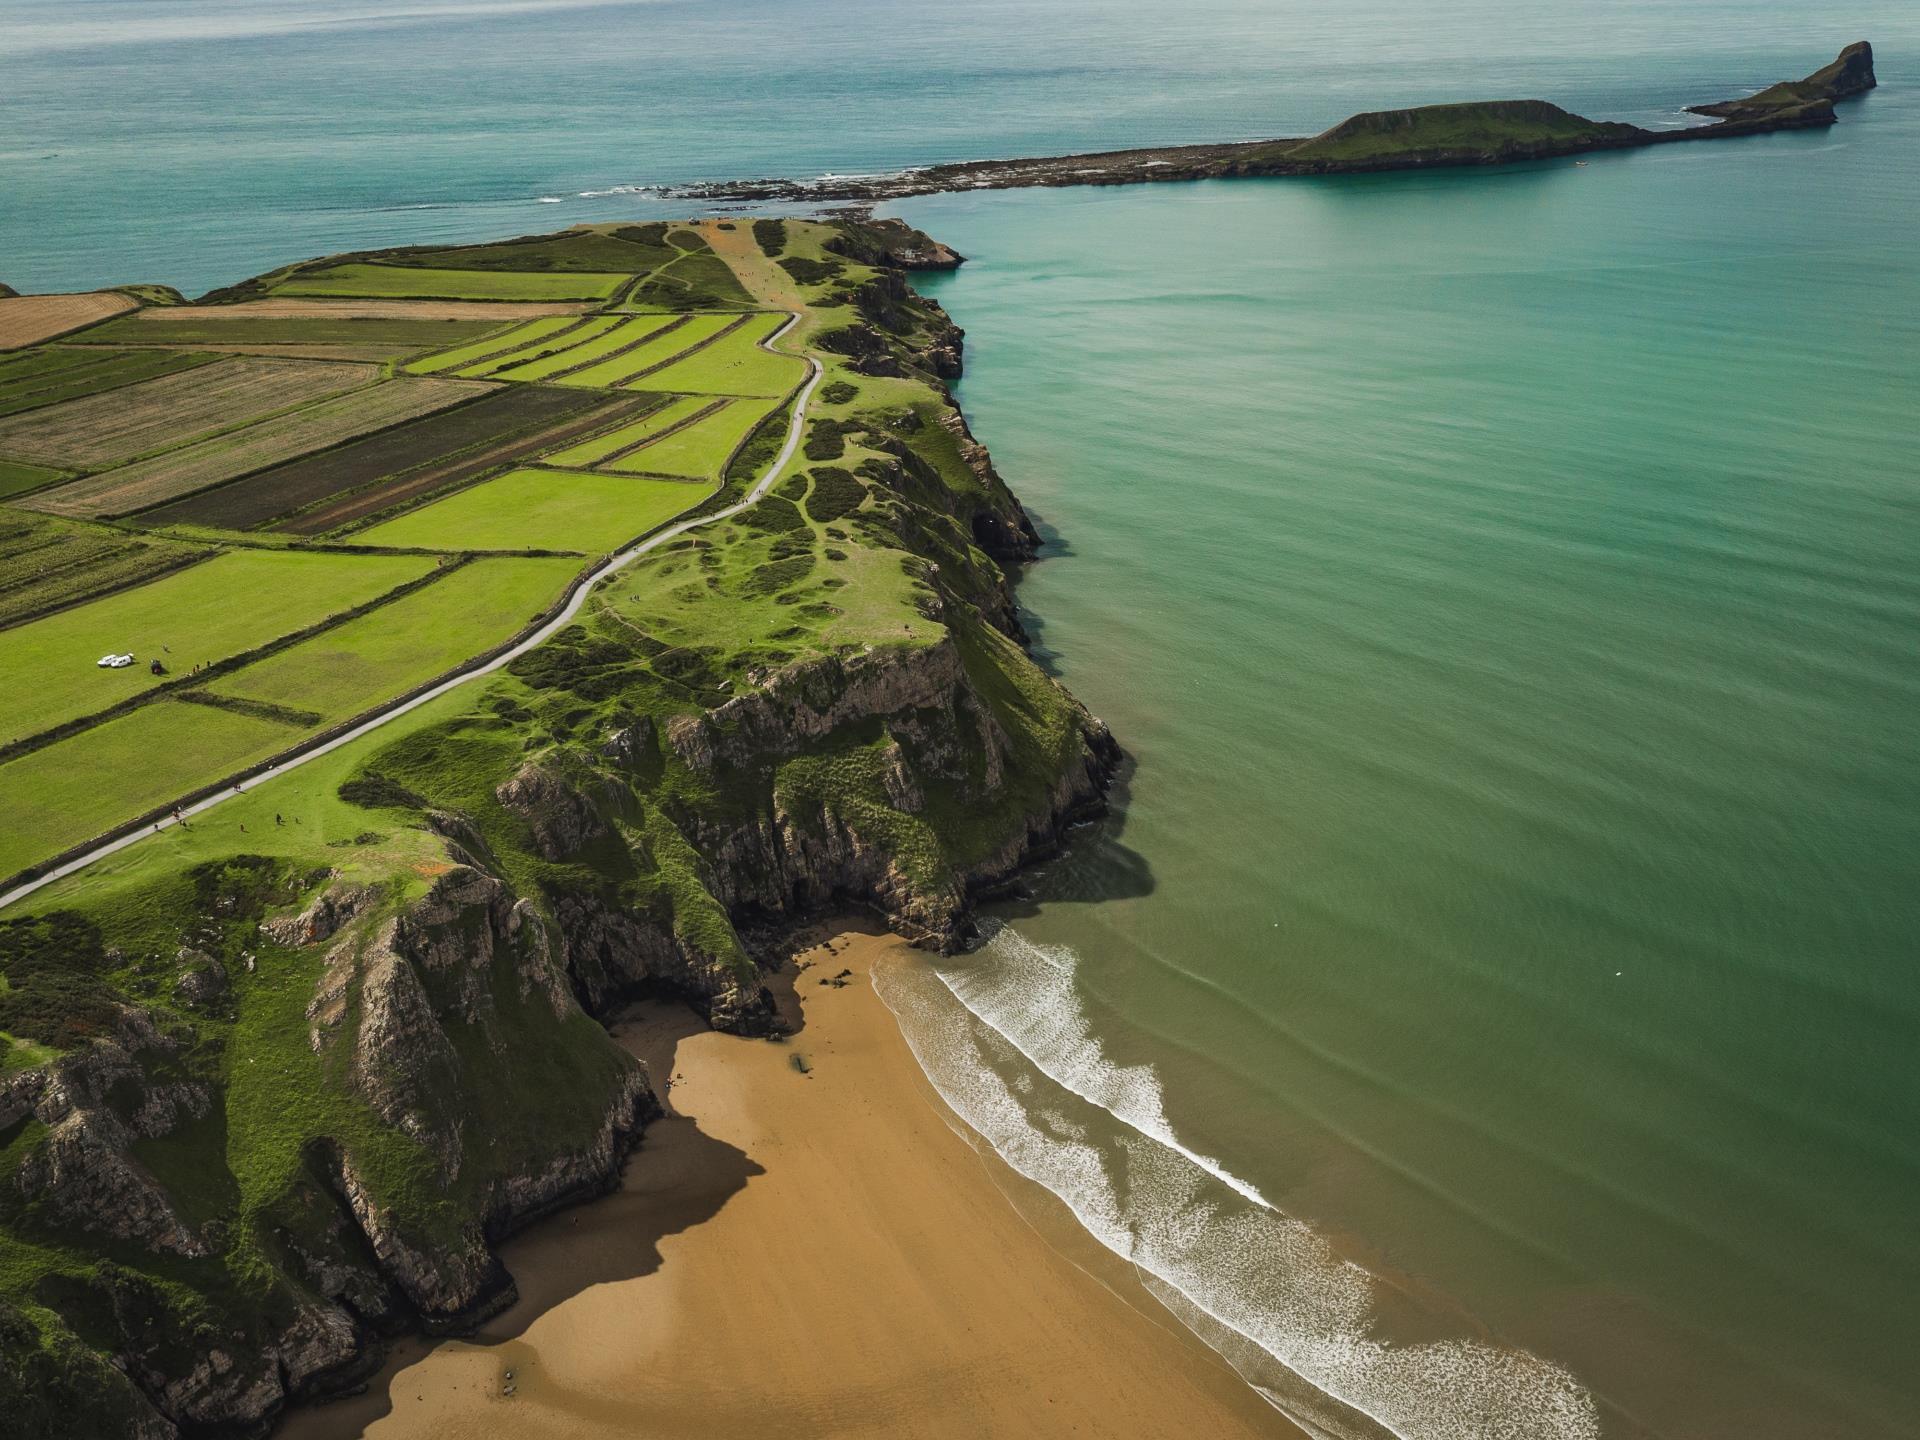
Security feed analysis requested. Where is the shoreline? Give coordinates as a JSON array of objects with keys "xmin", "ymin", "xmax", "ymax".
[{"xmin": 280, "ymin": 923, "xmax": 1300, "ymax": 1440}]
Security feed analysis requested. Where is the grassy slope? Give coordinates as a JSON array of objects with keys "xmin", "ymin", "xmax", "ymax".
[
  {"xmin": 1275, "ymin": 99, "xmax": 1638, "ymax": 163},
  {"xmin": 273, "ymin": 264, "xmax": 629, "ymax": 303}
]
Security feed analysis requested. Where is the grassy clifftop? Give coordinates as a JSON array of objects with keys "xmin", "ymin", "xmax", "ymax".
[
  {"xmin": 1274, "ymin": 99, "xmax": 1639, "ymax": 165},
  {"xmin": 0, "ymin": 217, "xmax": 1116, "ymax": 1437}
]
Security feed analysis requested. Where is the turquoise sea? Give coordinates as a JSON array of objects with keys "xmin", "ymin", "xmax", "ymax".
[{"xmin": 6, "ymin": 4, "xmax": 1918, "ymax": 1437}]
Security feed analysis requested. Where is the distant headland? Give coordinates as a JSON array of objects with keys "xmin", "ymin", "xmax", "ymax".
[{"xmin": 666, "ymin": 41, "xmax": 1876, "ymax": 207}]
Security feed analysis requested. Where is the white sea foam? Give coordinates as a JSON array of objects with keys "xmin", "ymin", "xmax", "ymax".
[
  {"xmin": 934, "ymin": 924, "xmax": 1277, "ymax": 1208},
  {"xmin": 874, "ymin": 929, "xmax": 1602, "ymax": 1440}
]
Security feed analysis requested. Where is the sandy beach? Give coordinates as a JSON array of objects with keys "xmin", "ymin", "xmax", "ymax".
[{"xmin": 282, "ymin": 924, "xmax": 1299, "ymax": 1440}]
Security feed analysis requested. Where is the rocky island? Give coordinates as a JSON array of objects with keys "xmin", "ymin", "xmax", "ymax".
[{"xmin": 663, "ymin": 41, "xmax": 1876, "ymax": 205}]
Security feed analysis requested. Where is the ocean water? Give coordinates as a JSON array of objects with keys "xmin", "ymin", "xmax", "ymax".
[
  {"xmin": 6, "ymin": 3, "xmax": 1918, "ymax": 1437},
  {"xmin": 893, "ymin": 51, "xmax": 1920, "ymax": 1440}
]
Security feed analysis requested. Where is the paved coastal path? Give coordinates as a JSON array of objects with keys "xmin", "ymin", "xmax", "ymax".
[{"xmin": 0, "ymin": 313, "xmax": 823, "ymax": 913}]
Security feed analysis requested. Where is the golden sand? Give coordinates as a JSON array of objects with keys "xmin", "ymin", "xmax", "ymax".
[{"xmin": 283, "ymin": 926, "xmax": 1298, "ymax": 1440}]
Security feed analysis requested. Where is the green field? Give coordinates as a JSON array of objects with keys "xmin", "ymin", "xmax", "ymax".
[
  {"xmin": 627, "ymin": 313, "xmax": 802, "ymax": 396},
  {"xmin": 0, "ymin": 512, "xmax": 210, "ymax": 628},
  {"xmin": 207, "ymin": 557, "xmax": 579, "ymax": 720},
  {"xmin": 0, "ymin": 458, "xmax": 67, "ymax": 500},
  {"xmin": 543, "ymin": 396, "xmax": 713, "ymax": 467},
  {"xmin": 353, "ymin": 466, "xmax": 707, "ymax": 552},
  {"xmin": 619, "ymin": 229, "xmax": 758, "ymax": 309},
  {"xmin": 71, "ymin": 313, "xmax": 510, "ymax": 348},
  {"xmin": 382, "ymin": 226, "xmax": 680, "ymax": 274},
  {"xmin": 486, "ymin": 316, "xmax": 679, "ymax": 382},
  {"xmin": 608, "ymin": 397, "xmax": 780, "ymax": 478},
  {"xmin": 0, "ymin": 700, "xmax": 301, "ymax": 877},
  {"xmin": 405, "ymin": 316, "xmax": 585, "ymax": 375},
  {"xmin": 0, "ymin": 548, "xmax": 435, "ymax": 743},
  {"xmin": 553, "ymin": 314, "xmax": 740, "ymax": 389},
  {"xmin": 447, "ymin": 316, "xmax": 625, "ymax": 378},
  {"xmin": 272, "ymin": 263, "xmax": 627, "ymax": 302},
  {"xmin": 0, "ymin": 347, "xmax": 217, "ymax": 419}
]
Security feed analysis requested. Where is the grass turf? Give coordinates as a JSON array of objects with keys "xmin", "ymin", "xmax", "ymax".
[
  {"xmin": 352, "ymin": 467, "xmax": 707, "ymax": 553},
  {"xmin": 0, "ymin": 512, "xmax": 212, "ymax": 630},
  {"xmin": 70, "ymin": 314, "xmax": 509, "ymax": 349},
  {"xmin": 606, "ymin": 397, "xmax": 781, "ymax": 479},
  {"xmin": 0, "ymin": 701, "xmax": 304, "ymax": 877},
  {"xmin": 623, "ymin": 312, "xmax": 802, "ymax": 396},
  {"xmin": 541, "ymin": 396, "xmax": 714, "ymax": 468},
  {"xmin": 273, "ymin": 264, "xmax": 629, "ymax": 303},
  {"xmin": 403, "ymin": 316, "xmax": 584, "ymax": 375},
  {"xmin": 0, "ymin": 349, "xmax": 219, "ymax": 420},
  {"xmin": 548, "ymin": 314, "xmax": 739, "ymax": 390},
  {"xmin": 0, "ymin": 549, "xmax": 435, "ymax": 743},
  {"xmin": 207, "ymin": 557, "xmax": 579, "ymax": 721},
  {"xmin": 0, "ymin": 460, "xmax": 69, "ymax": 501},
  {"xmin": 483, "ymin": 316, "xmax": 682, "ymax": 382}
]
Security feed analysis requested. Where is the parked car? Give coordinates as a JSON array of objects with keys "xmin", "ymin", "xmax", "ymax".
[{"xmin": 96, "ymin": 652, "xmax": 135, "ymax": 668}]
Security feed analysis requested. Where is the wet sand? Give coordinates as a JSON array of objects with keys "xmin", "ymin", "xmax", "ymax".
[{"xmin": 285, "ymin": 924, "xmax": 1299, "ymax": 1440}]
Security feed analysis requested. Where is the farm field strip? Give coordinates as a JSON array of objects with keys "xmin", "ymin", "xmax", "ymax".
[
  {"xmin": 135, "ymin": 385, "xmax": 607, "ymax": 533},
  {"xmin": 0, "ymin": 356, "xmax": 379, "ymax": 469},
  {"xmin": 551, "ymin": 313, "xmax": 742, "ymax": 390},
  {"xmin": 379, "ymin": 226, "xmax": 680, "ymax": 276},
  {"xmin": 72, "ymin": 310, "xmax": 512, "ymax": 349},
  {"xmin": 84, "ymin": 343, "xmax": 431, "ymax": 364},
  {"xmin": 207, "ymin": 557, "xmax": 580, "ymax": 721},
  {"xmin": 540, "ymin": 316, "xmax": 694, "ymax": 380},
  {"xmin": 0, "ymin": 700, "xmax": 303, "ymax": 879},
  {"xmin": 273, "ymin": 263, "xmax": 630, "ymax": 303},
  {"xmin": 0, "ymin": 513, "xmax": 209, "ymax": 630},
  {"xmin": 268, "ymin": 390, "xmax": 653, "ymax": 536},
  {"xmin": 629, "ymin": 311, "xmax": 805, "ymax": 396},
  {"xmin": 0, "ymin": 548, "xmax": 436, "ymax": 742},
  {"xmin": 0, "ymin": 306, "xmax": 820, "ymax": 896},
  {"xmin": 544, "ymin": 396, "xmax": 718, "ymax": 468},
  {"xmin": 0, "ymin": 345, "xmax": 125, "ymax": 387},
  {"xmin": 0, "ymin": 292, "xmax": 137, "ymax": 349},
  {"xmin": 443, "ymin": 316, "xmax": 625, "ymax": 378},
  {"xmin": 0, "ymin": 348, "xmax": 219, "ymax": 419},
  {"xmin": 616, "ymin": 232, "xmax": 759, "ymax": 310},
  {"xmin": 24, "ymin": 377, "xmax": 494, "ymax": 520},
  {"xmin": 0, "ymin": 460, "xmax": 70, "ymax": 502},
  {"xmin": 405, "ymin": 315, "xmax": 591, "ymax": 375},
  {"xmin": 606, "ymin": 397, "xmax": 777, "ymax": 478},
  {"xmin": 351, "ymin": 465, "xmax": 711, "ymax": 553},
  {"xmin": 480, "ymin": 316, "xmax": 670, "ymax": 382}
]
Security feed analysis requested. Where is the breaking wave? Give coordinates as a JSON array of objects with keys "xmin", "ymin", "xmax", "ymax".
[{"xmin": 874, "ymin": 925, "xmax": 1602, "ymax": 1440}]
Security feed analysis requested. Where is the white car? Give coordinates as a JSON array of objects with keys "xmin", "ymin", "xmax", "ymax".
[{"xmin": 96, "ymin": 652, "xmax": 135, "ymax": 668}]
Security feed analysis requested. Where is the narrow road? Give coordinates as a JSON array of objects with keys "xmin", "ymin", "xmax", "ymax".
[{"xmin": 0, "ymin": 313, "xmax": 822, "ymax": 914}]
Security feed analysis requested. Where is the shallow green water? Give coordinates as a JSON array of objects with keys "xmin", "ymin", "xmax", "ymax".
[{"xmin": 896, "ymin": 75, "xmax": 1920, "ymax": 1440}]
